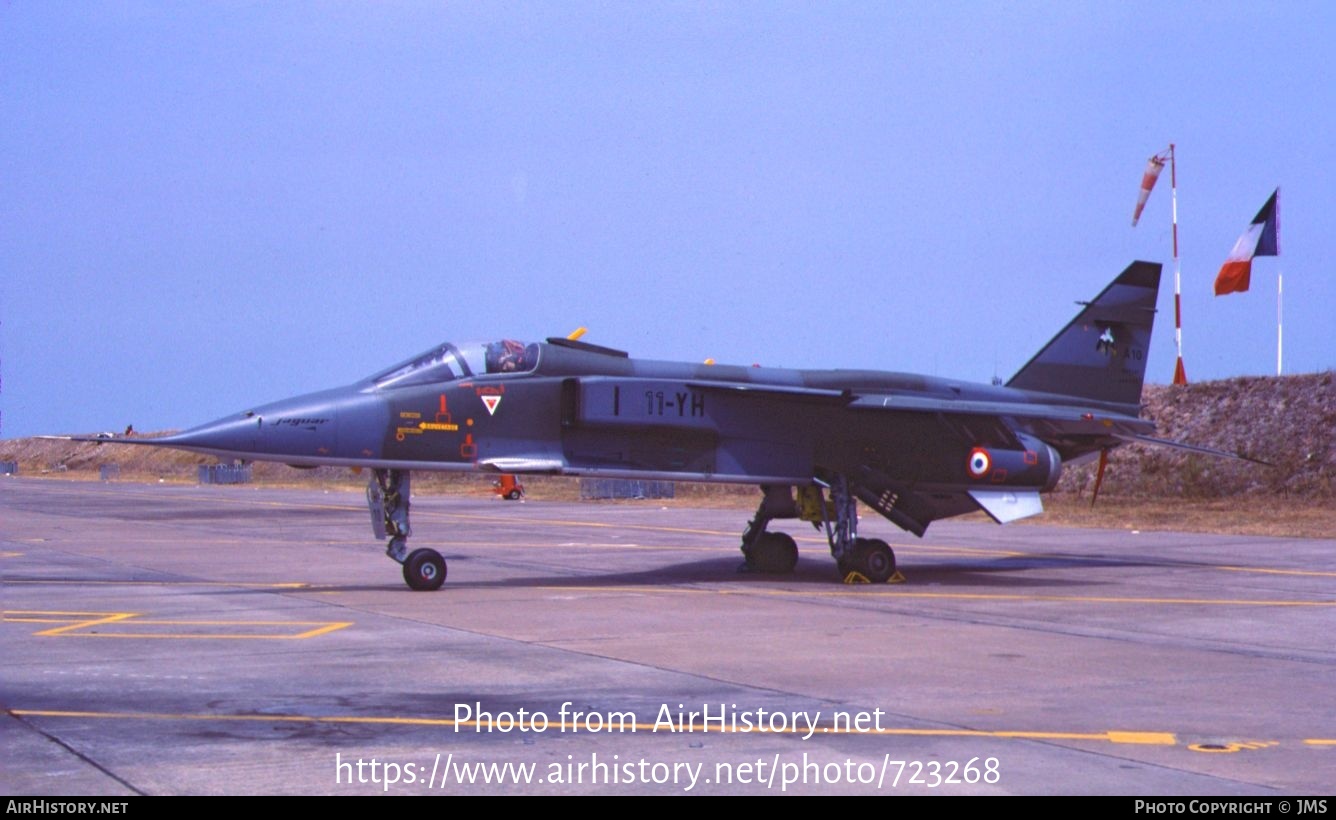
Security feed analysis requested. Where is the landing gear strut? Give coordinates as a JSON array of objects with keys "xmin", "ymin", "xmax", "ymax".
[
  {"xmin": 819, "ymin": 475, "xmax": 896, "ymax": 584},
  {"xmin": 367, "ymin": 469, "xmax": 446, "ymax": 590},
  {"xmin": 738, "ymin": 480, "xmax": 897, "ymax": 583}
]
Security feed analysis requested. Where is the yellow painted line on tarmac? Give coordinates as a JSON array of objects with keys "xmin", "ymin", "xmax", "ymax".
[
  {"xmin": 46, "ymin": 619, "xmax": 354, "ymax": 639},
  {"xmin": 839, "ymin": 728, "xmax": 1175, "ymax": 744},
  {"xmin": 455, "ymin": 527, "xmax": 1336, "ymax": 578},
  {"xmin": 18, "ymin": 488, "xmax": 1326, "ymax": 580},
  {"xmin": 427, "ymin": 514, "xmax": 1014, "ymax": 559},
  {"xmin": 18, "ymin": 537, "xmax": 281, "ymax": 544},
  {"xmin": 16, "ymin": 706, "xmax": 1323, "ymax": 750},
  {"xmin": 445, "ymin": 540, "xmax": 730, "ymax": 553},
  {"xmin": 1107, "ymin": 731, "xmax": 1178, "ymax": 745},
  {"xmin": 1216, "ymin": 565, "xmax": 1336, "ymax": 578},
  {"xmin": 9, "ymin": 533, "xmax": 1327, "ymax": 579},
  {"xmin": 252, "ymin": 504, "xmax": 1336, "ymax": 578},
  {"xmin": 892, "ymin": 542, "xmax": 1029, "ymax": 557},
  {"xmin": 5, "ymin": 611, "xmax": 139, "ymax": 633},
  {"xmin": 518, "ymin": 585, "xmax": 1335, "ymax": 608},
  {"xmin": 3, "ymin": 579, "xmax": 309, "ymax": 588},
  {"xmin": 497, "ymin": 540, "xmax": 793, "ymax": 555},
  {"xmin": 433, "ymin": 511, "xmax": 734, "ymax": 538},
  {"xmin": 5, "ymin": 708, "xmax": 1178, "ymax": 745},
  {"xmin": 4, "ymin": 609, "xmax": 351, "ymax": 639},
  {"xmin": 864, "ymin": 591, "xmax": 1336, "ymax": 607}
]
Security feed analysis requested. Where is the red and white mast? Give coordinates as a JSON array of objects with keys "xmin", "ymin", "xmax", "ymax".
[
  {"xmin": 1132, "ymin": 144, "xmax": 1186, "ymax": 385},
  {"xmin": 1168, "ymin": 144, "xmax": 1186, "ymax": 385}
]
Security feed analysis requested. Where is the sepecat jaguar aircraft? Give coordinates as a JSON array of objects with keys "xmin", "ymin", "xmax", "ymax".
[{"xmin": 73, "ymin": 260, "xmax": 1252, "ymax": 589}]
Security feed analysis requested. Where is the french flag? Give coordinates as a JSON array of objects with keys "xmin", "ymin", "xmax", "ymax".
[{"xmin": 1214, "ymin": 189, "xmax": 1279, "ymax": 296}]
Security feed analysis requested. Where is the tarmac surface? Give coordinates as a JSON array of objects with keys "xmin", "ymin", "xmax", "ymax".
[{"xmin": 2, "ymin": 476, "xmax": 1333, "ymax": 795}]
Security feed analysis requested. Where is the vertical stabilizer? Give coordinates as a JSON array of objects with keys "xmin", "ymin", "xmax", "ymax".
[{"xmin": 1006, "ymin": 261, "xmax": 1162, "ymax": 409}]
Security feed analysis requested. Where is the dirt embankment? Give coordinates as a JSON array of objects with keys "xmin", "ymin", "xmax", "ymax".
[{"xmin": 1058, "ymin": 371, "xmax": 1335, "ymax": 500}]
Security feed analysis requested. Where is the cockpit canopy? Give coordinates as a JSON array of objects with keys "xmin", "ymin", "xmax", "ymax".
[{"xmin": 370, "ymin": 339, "xmax": 540, "ymax": 389}]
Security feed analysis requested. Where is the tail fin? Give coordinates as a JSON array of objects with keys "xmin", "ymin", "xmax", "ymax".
[{"xmin": 1006, "ymin": 261, "xmax": 1162, "ymax": 410}]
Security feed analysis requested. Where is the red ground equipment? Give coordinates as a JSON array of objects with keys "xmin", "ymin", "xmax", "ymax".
[{"xmin": 493, "ymin": 474, "xmax": 524, "ymax": 500}]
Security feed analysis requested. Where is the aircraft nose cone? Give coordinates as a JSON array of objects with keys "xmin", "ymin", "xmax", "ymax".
[
  {"xmin": 151, "ymin": 386, "xmax": 380, "ymax": 464},
  {"xmin": 161, "ymin": 387, "xmax": 356, "ymax": 462},
  {"xmin": 159, "ymin": 413, "xmax": 262, "ymax": 455}
]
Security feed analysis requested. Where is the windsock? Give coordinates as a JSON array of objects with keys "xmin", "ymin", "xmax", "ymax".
[{"xmin": 1131, "ymin": 155, "xmax": 1166, "ymax": 227}]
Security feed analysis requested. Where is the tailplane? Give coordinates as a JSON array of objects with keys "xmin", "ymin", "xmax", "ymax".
[{"xmin": 1006, "ymin": 261, "xmax": 1162, "ymax": 410}]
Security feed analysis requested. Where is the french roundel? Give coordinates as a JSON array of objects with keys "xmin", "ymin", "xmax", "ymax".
[{"xmin": 967, "ymin": 447, "xmax": 992, "ymax": 479}]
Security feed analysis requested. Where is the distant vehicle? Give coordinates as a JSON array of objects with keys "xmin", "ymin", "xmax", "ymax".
[{"xmin": 74, "ymin": 261, "xmax": 1253, "ymax": 590}]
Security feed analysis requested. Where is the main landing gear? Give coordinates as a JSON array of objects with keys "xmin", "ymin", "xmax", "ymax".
[
  {"xmin": 739, "ymin": 478, "xmax": 897, "ymax": 584},
  {"xmin": 740, "ymin": 486, "xmax": 801, "ymax": 574},
  {"xmin": 367, "ymin": 469, "xmax": 447, "ymax": 591}
]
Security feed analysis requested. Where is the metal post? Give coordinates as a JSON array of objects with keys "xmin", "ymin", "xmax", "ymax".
[{"xmin": 1277, "ymin": 270, "xmax": 1283, "ymax": 376}]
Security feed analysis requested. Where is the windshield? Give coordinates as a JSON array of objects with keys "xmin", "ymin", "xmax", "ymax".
[
  {"xmin": 371, "ymin": 339, "xmax": 539, "ymax": 389},
  {"xmin": 371, "ymin": 343, "xmax": 467, "ymax": 389}
]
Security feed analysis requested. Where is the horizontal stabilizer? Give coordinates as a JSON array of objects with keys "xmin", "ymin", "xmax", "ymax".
[
  {"xmin": 969, "ymin": 489, "xmax": 1044, "ymax": 524},
  {"xmin": 1117, "ymin": 434, "xmax": 1272, "ymax": 466}
]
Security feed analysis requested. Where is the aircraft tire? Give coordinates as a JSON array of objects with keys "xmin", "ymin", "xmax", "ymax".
[
  {"xmin": 748, "ymin": 532, "xmax": 798, "ymax": 574},
  {"xmin": 854, "ymin": 538, "xmax": 896, "ymax": 584},
  {"xmin": 403, "ymin": 548, "xmax": 447, "ymax": 591},
  {"xmin": 504, "ymin": 490, "xmax": 522, "ymax": 500}
]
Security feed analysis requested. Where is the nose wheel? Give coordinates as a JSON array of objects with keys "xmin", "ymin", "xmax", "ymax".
[{"xmin": 403, "ymin": 548, "xmax": 447, "ymax": 591}]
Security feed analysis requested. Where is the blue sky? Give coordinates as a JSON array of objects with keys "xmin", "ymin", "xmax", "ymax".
[{"xmin": 3, "ymin": 1, "xmax": 1332, "ymax": 437}]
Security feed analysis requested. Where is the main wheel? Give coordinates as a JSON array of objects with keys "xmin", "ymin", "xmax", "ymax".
[
  {"xmin": 403, "ymin": 548, "xmax": 447, "ymax": 591},
  {"xmin": 746, "ymin": 532, "xmax": 799, "ymax": 574},
  {"xmin": 854, "ymin": 538, "xmax": 896, "ymax": 584},
  {"xmin": 505, "ymin": 489, "xmax": 522, "ymax": 500}
]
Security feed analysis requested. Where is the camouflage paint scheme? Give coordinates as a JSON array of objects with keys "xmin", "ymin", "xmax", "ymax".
[{"xmin": 82, "ymin": 261, "xmax": 1244, "ymax": 589}]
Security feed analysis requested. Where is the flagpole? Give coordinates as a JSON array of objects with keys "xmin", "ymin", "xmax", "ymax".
[
  {"xmin": 1277, "ymin": 269, "xmax": 1283, "ymax": 376},
  {"xmin": 1275, "ymin": 187, "xmax": 1282, "ymax": 377},
  {"xmin": 1169, "ymin": 143, "xmax": 1187, "ymax": 385}
]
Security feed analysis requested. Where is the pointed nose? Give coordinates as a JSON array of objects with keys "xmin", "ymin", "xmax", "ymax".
[
  {"xmin": 161, "ymin": 386, "xmax": 363, "ymax": 463},
  {"xmin": 158, "ymin": 412, "xmax": 262, "ymax": 457},
  {"xmin": 155, "ymin": 385, "xmax": 388, "ymax": 465}
]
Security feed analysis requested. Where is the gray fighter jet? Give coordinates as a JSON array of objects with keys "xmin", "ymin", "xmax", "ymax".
[{"xmin": 79, "ymin": 261, "xmax": 1246, "ymax": 589}]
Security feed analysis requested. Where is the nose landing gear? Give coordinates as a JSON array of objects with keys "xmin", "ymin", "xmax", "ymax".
[{"xmin": 368, "ymin": 469, "xmax": 446, "ymax": 591}]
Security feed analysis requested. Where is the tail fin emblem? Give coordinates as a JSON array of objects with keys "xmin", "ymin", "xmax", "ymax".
[{"xmin": 1096, "ymin": 327, "xmax": 1117, "ymax": 357}]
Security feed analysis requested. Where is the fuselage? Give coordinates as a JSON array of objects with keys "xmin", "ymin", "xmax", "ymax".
[{"xmin": 152, "ymin": 337, "xmax": 1152, "ymax": 492}]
